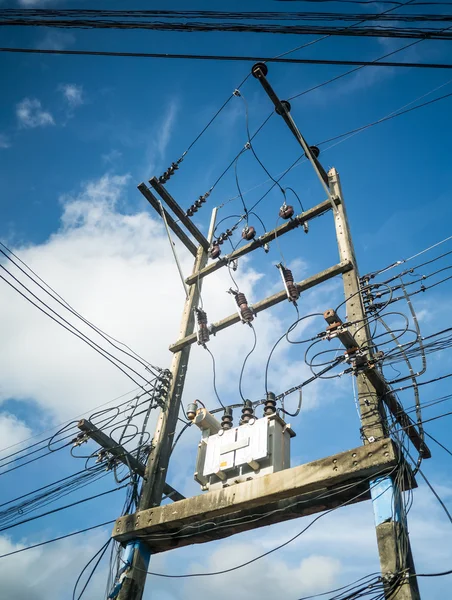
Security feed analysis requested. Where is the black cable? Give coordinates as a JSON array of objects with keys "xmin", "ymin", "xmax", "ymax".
[
  {"xmin": 239, "ymin": 323, "xmax": 257, "ymax": 403},
  {"xmin": 6, "ymin": 15, "xmax": 452, "ymax": 40},
  {"xmin": 0, "ymin": 244, "xmax": 161, "ymax": 376},
  {"xmin": 0, "ymin": 271, "xmax": 152, "ymax": 391},
  {"xmin": 3, "ymin": 47, "xmax": 452, "ymax": 69},
  {"xmin": 132, "ymin": 471, "xmax": 395, "ymax": 578},
  {"xmin": 319, "ymin": 89, "xmax": 452, "ymax": 146},
  {"xmin": 72, "ymin": 538, "xmax": 111, "ymax": 600},
  {"xmin": 0, "ymin": 520, "xmax": 116, "ymax": 559},
  {"xmin": 204, "ymin": 346, "xmax": 226, "ymax": 409},
  {"xmin": 0, "ymin": 485, "xmax": 127, "ymax": 534}
]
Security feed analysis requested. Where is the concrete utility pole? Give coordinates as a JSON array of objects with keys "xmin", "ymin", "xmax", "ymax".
[
  {"xmin": 329, "ymin": 169, "xmax": 421, "ymax": 600},
  {"xmin": 114, "ymin": 198, "xmax": 217, "ymax": 600},
  {"xmin": 111, "ymin": 65, "xmax": 428, "ymax": 600}
]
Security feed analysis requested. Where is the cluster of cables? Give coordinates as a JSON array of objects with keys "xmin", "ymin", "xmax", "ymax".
[
  {"xmin": 0, "ymin": 241, "xmax": 162, "ymax": 390},
  {"xmin": 3, "ymin": 8, "xmax": 452, "ymax": 41}
]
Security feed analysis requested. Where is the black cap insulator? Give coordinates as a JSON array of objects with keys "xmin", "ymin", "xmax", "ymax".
[
  {"xmin": 275, "ymin": 100, "xmax": 291, "ymax": 116},
  {"xmin": 221, "ymin": 407, "xmax": 234, "ymax": 430},
  {"xmin": 306, "ymin": 145, "xmax": 320, "ymax": 159},
  {"xmin": 264, "ymin": 392, "xmax": 277, "ymax": 416},
  {"xmin": 241, "ymin": 400, "xmax": 254, "ymax": 425},
  {"xmin": 251, "ymin": 62, "xmax": 268, "ymax": 78}
]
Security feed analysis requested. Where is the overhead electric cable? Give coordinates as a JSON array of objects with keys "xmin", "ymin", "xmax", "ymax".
[
  {"xmin": 2, "ymin": 47, "xmax": 452, "ymax": 69},
  {"xmin": 0, "ymin": 520, "xmax": 116, "ymax": 560}
]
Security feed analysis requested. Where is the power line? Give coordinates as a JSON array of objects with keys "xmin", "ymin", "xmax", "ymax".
[
  {"xmin": 4, "ymin": 16, "xmax": 452, "ymax": 41},
  {"xmin": 0, "ymin": 520, "xmax": 116, "ymax": 560},
  {"xmin": 2, "ymin": 47, "xmax": 452, "ymax": 70}
]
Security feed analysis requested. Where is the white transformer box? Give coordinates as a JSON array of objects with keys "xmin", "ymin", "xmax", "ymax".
[{"xmin": 192, "ymin": 408, "xmax": 295, "ymax": 491}]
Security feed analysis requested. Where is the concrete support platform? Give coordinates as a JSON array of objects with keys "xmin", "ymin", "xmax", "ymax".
[{"xmin": 113, "ymin": 439, "xmax": 410, "ymax": 553}]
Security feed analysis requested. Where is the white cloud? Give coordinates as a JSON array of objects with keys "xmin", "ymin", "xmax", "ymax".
[
  {"xmin": 0, "ymin": 530, "xmax": 110, "ymax": 600},
  {"xmin": 0, "ymin": 134, "xmax": 10, "ymax": 149},
  {"xmin": 0, "ymin": 414, "xmax": 32, "ymax": 455},
  {"xmin": 59, "ymin": 84, "xmax": 84, "ymax": 108},
  {"xmin": 37, "ymin": 31, "xmax": 75, "ymax": 51},
  {"xmin": 144, "ymin": 101, "xmax": 178, "ymax": 174},
  {"xmin": 0, "ymin": 172, "xmax": 284, "ymax": 423},
  {"xmin": 16, "ymin": 98, "xmax": 54, "ymax": 129},
  {"xmin": 102, "ymin": 149, "xmax": 122, "ymax": 165}
]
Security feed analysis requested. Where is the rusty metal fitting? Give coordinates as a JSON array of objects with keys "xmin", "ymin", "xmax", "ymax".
[
  {"xmin": 210, "ymin": 244, "xmax": 221, "ymax": 260},
  {"xmin": 242, "ymin": 226, "xmax": 256, "ymax": 241},
  {"xmin": 240, "ymin": 400, "xmax": 254, "ymax": 425},
  {"xmin": 279, "ymin": 204, "xmax": 294, "ymax": 220},
  {"xmin": 221, "ymin": 407, "xmax": 233, "ymax": 430},
  {"xmin": 264, "ymin": 392, "xmax": 277, "ymax": 416}
]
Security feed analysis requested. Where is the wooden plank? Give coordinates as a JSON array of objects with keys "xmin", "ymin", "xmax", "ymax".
[
  {"xmin": 149, "ymin": 177, "xmax": 210, "ymax": 251},
  {"xmin": 112, "ymin": 438, "xmax": 400, "ymax": 551},
  {"xmin": 138, "ymin": 183, "xmax": 197, "ymax": 257},
  {"xmin": 185, "ymin": 198, "xmax": 333, "ymax": 286},
  {"xmin": 170, "ymin": 260, "xmax": 353, "ymax": 353}
]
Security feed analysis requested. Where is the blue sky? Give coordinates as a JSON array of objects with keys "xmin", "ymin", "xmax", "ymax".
[{"xmin": 1, "ymin": 2, "xmax": 452, "ymax": 599}]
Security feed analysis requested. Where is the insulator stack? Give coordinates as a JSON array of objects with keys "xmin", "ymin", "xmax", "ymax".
[
  {"xmin": 221, "ymin": 407, "xmax": 233, "ymax": 430},
  {"xmin": 209, "ymin": 243, "xmax": 221, "ymax": 260},
  {"xmin": 242, "ymin": 226, "xmax": 256, "ymax": 241},
  {"xmin": 186, "ymin": 191, "xmax": 210, "ymax": 217},
  {"xmin": 264, "ymin": 392, "xmax": 277, "ymax": 416},
  {"xmin": 196, "ymin": 308, "xmax": 210, "ymax": 345},
  {"xmin": 279, "ymin": 203, "xmax": 294, "ymax": 220},
  {"xmin": 240, "ymin": 400, "xmax": 254, "ymax": 425},
  {"xmin": 158, "ymin": 161, "xmax": 180, "ymax": 184},
  {"xmin": 216, "ymin": 228, "xmax": 234, "ymax": 245},
  {"xmin": 280, "ymin": 265, "xmax": 299, "ymax": 302},
  {"xmin": 302, "ymin": 222, "xmax": 309, "ymax": 234},
  {"xmin": 233, "ymin": 290, "xmax": 254, "ymax": 323}
]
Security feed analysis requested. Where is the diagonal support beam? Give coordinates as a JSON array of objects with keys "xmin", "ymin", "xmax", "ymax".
[
  {"xmin": 185, "ymin": 197, "xmax": 334, "ymax": 286},
  {"xmin": 77, "ymin": 419, "xmax": 185, "ymax": 502},
  {"xmin": 170, "ymin": 261, "xmax": 352, "ymax": 353},
  {"xmin": 322, "ymin": 310, "xmax": 431, "ymax": 459},
  {"xmin": 149, "ymin": 177, "xmax": 210, "ymax": 251},
  {"xmin": 138, "ymin": 183, "xmax": 197, "ymax": 257}
]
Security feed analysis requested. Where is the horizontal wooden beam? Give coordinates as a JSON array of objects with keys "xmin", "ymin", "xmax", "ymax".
[
  {"xmin": 149, "ymin": 177, "xmax": 210, "ymax": 251},
  {"xmin": 322, "ymin": 310, "xmax": 431, "ymax": 460},
  {"xmin": 112, "ymin": 438, "xmax": 402, "ymax": 552},
  {"xmin": 169, "ymin": 260, "xmax": 352, "ymax": 353},
  {"xmin": 185, "ymin": 197, "xmax": 334, "ymax": 286},
  {"xmin": 77, "ymin": 419, "xmax": 185, "ymax": 503},
  {"xmin": 138, "ymin": 183, "xmax": 197, "ymax": 257}
]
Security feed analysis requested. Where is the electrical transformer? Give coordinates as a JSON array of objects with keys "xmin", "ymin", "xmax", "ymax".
[{"xmin": 189, "ymin": 404, "xmax": 295, "ymax": 492}]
